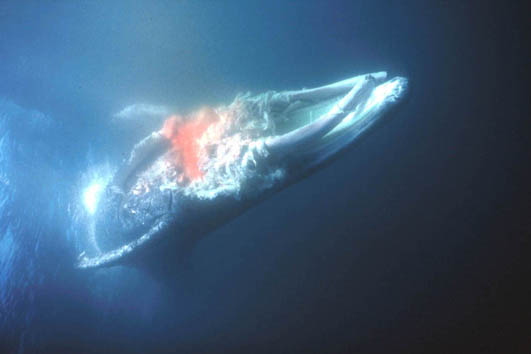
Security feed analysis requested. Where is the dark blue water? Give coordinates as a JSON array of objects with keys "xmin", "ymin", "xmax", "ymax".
[{"xmin": 0, "ymin": 1, "xmax": 528, "ymax": 353}]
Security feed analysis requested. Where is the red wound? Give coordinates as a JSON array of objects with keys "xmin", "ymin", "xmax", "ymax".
[{"xmin": 161, "ymin": 108, "xmax": 219, "ymax": 181}]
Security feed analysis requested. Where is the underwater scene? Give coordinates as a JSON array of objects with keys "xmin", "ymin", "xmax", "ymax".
[{"xmin": 0, "ymin": 1, "xmax": 527, "ymax": 353}]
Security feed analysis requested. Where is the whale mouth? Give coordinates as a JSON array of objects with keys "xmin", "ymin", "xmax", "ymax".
[{"xmin": 78, "ymin": 72, "xmax": 408, "ymax": 269}]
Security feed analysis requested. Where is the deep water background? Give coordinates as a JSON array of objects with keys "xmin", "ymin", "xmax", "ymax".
[{"xmin": 0, "ymin": 1, "xmax": 528, "ymax": 353}]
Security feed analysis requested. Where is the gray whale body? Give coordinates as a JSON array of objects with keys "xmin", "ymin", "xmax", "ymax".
[{"xmin": 78, "ymin": 72, "xmax": 408, "ymax": 269}]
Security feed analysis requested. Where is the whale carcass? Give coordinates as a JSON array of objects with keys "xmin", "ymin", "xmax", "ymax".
[{"xmin": 78, "ymin": 72, "xmax": 408, "ymax": 269}]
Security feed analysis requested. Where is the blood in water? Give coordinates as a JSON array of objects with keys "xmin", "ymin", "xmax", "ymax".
[{"xmin": 161, "ymin": 107, "xmax": 219, "ymax": 181}]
